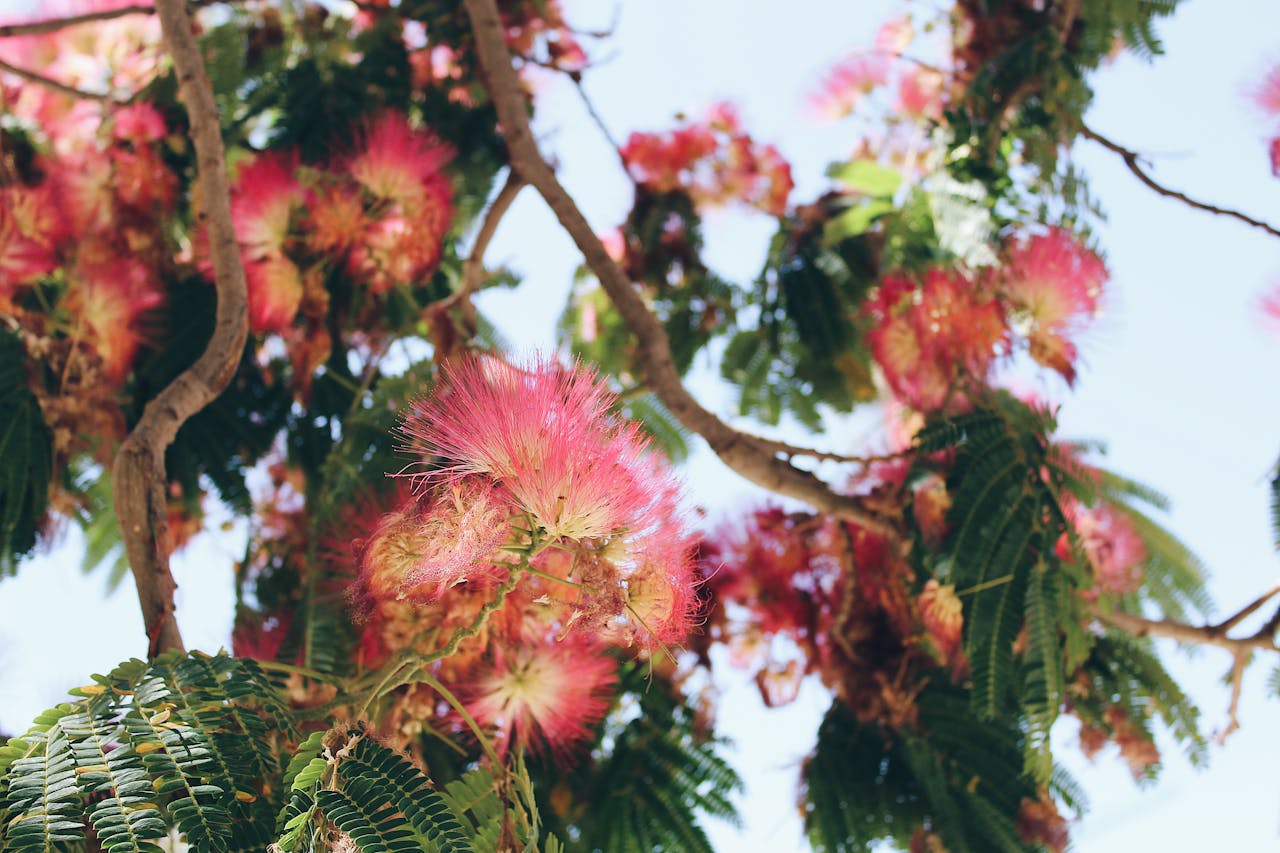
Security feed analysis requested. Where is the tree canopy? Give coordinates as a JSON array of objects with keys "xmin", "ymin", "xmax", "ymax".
[{"xmin": 0, "ymin": 0, "xmax": 1278, "ymax": 851}]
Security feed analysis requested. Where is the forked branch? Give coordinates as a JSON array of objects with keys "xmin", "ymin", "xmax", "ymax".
[
  {"xmin": 113, "ymin": 0, "xmax": 248, "ymax": 656},
  {"xmin": 462, "ymin": 0, "xmax": 896, "ymax": 535}
]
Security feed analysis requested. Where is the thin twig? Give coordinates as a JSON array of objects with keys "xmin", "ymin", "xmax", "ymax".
[
  {"xmin": 1217, "ymin": 650, "xmax": 1249, "ymax": 743},
  {"xmin": 462, "ymin": 0, "xmax": 896, "ymax": 536},
  {"xmin": 0, "ymin": 4, "xmax": 154, "ymax": 38},
  {"xmin": 114, "ymin": 0, "xmax": 248, "ymax": 657},
  {"xmin": 0, "ymin": 58, "xmax": 118, "ymax": 102},
  {"xmin": 444, "ymin": 170, "xmax": 526, "ymax": 311},
  {"xmin": 1081, "ymin": 123, "xmax": 1280, "ymax": 241},
  {"xmin": 568, "ymin": 75, "xmax": 630, "ymax": 172}
]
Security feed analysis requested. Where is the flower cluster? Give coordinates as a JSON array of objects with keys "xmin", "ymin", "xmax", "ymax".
[
  {"xmin": 865, "ymin": 269, "xmax": 1007, "ymax": 412},
  {"xmin": 809, "ymin": 15, "xmax": 952, "ymax": 176},
  {"xmin": 702, "ymin": 498, "xmax": 947, "ymax": 724},
  {"xmin": 999, "ymin": 228, "xmax": 1108, "ymax": 384},
  {"xmin": 864, "ymin": 228, "xmax": 1108, "ymax": 413},
  {"xmin": 226, "ymin": 110, "xmax": 454, "ymax": 336},
  {"xmin": 620, "ymin": 102, "xmax": 794, "ymax": 216},
  {"xmin": 348, "ymin": 356, "xmax": 698, "ymax": 757}
]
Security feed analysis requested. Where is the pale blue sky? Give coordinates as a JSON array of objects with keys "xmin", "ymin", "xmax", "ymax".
[{"xmin": 2, "ymin": 1, "xmax": 1279, "ymax": 851}]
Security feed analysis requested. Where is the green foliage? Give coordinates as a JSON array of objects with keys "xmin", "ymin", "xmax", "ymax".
[
  {"xmin": 0, "ymin": 328, "xmax": 53, "ymax": 568},
  {"xmin": 541, "ymin": 666, "xmax": 742, "ymax": 853},
  {"xmin": 722, "ymin": 220, "xmax": 878, "ymax": 428},
  {"xmin": 1072, "ymin": 633, "xmax": 1206, "ymax": 775},
  {"xmin": 0, "ymin": 652, "xmax": 295, "ymax": 852},
  {"xmin": 278, "ymin": 729, "xmax": 562, "ymax": 853},
  {"xmin": 803, "ymin": 685, "xmax": 1051, "ymax": 853},
  {"xmin": 922, "ymin": 401, "xmax": 1070, "ymax": 732}
]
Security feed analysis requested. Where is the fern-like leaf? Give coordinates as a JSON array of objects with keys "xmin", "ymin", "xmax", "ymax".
[
  {"xmin": 316, "ymin": 777, "xmax": 421, "ymax": 852},
  {"xmin": 2, "ymin": 705, "xmax": 85, "ymax": 852},
  {"xmin": 340, "ymin": 735, "xmax": 472, "ymax": 852}
]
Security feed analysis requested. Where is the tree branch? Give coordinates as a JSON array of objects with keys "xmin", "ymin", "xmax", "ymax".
[
  {"xmin": 113, "ymin": 0, "xmax": 248, "ymax": 657},
  {"xmin": 1212, "ymin": 580, "xmax": 1280, "ymax": 634},
  {"xmin": 0, "ymin": 4, "xmax": 154, "ymax": 38},
  {"xmin": 461, "ymin": 0, "xmax": 896, "ymax": 536},
  {"xmin": 0, "ymin": 57, "xmax": 119, "ymax": 102},
  {"xmin": 451, "ymin": 170, "xmax": 525, "ymax": 309},
  {"xmin": 1080, "ymin": 123, "xmax": 1280, "ymax": 241},
  {"xmin": 1093, "ymin": 590, "xmax": 1280, "ymax": 655}
]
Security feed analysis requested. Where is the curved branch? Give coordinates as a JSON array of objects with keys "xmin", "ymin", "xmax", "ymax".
[
  {"xmin": 461, "ymin": 0, "xmax": 895, "ymax": 535},
  {"xmin": 113, "ymin": 0, "xmax": 248, "ymax": 657},
  {"xmin": 453, "ymin": 170, "xmax": 526, "ymax": 308},
  {"xmin": 1081, "ymin": 123, "xmax": 1280, "ymax": 241},
  {"xmin": 0, "ymin": 4, "xmax": 154, "ymax": 38},
  {"xmin": 0, "ymin": 57, "xmax": 119, "ymax": 102}
]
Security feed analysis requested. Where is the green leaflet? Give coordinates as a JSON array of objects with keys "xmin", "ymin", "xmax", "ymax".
[
  {"xmin": 0, "ymin": 327, "xmax": 54, "ymax": 566},
  {"xmin": 0, "ymin": 652, "xmax": 295, "ymax": 852},
  {"xmin": 803, "ymin": 687, "xmax": 1047, "ymax": 853}
]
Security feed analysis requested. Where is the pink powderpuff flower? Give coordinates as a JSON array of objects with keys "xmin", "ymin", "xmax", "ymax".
[
  {"xmin": 866, "ymin": 271, "xmax": 1007, "ymax": 411},
  {"xmin": 70, "ymin": 248, "xmax": 164, "ymax": 383},
  {"xmin": 348, "ymin": 110, "xmax": 453, "ymax": 210},
  {"xmin": 458, "ymin": 638, "xmax": 617, "ymax": 761},
  {"xmin": 874, "ymin": 14, "xmax": 914, "ymax": 55},
  {"xmin": 244, "ymin": 255, "xmax": 304, "ymax": 335},
  {"xmin": 809, "ymin": 55, "xmax": 889, "ymax": 120},
  {"xmin": 1000, "ymin": 228, "xmax": 1108, "ymax": 384},
  {"xmin": 232, "ymin": 150, "xmax": 305, "ymax": 258},
  {"xmin": 1269, "ymin": 136, "xmax": 1280, "ymax": 178},
  {"xmin": 112, "ymin": 102, "xmax": 166, "ymax": 143},
  {"xmin": 1075, "ymin": 505, "xmax": 1146, "ymax": 595},
  {"xmin": 1251, "ymin": 62, "xmax": 1280, "ymax": 117},
  {"xmin": 355, "ymin": 482, "xmax": 513, "ymax": 605},
  {"xmin": 403, "ymin": 356, "xmax": 661, "ymax": 543},
  {"xmin": 344, "ymin": 111, "xmax": 454, "ymax": 290},
  {"xmin": 0, "ymin": 187, "xmax": 61, "ymax": 297},
  {"xmin": 1259, "ymin": 281, "xmax": 1280, "ymax": 332},
  {"xmin": 895, "ymin": 65, "xmax": 945, "ymax": 121}
]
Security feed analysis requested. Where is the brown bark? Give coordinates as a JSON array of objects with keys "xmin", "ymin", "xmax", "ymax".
[
  {"xmin": 461, "ymin": 0, "xmax": 896, "ymax": 535},
  {"xmin": 114, "ymin": 0, "xmax": 248, "ymax": 657}
]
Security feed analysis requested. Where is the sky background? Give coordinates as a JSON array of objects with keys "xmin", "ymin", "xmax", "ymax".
[{"xmin": 2, "ymin": 0, "xmax": 1279, "ymax": 850}]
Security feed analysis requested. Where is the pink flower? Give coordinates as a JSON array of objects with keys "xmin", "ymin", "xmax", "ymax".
[
  {"xmin": 1259, "ymin": 281, "xmax": 1280, "ymax": 332},
  {"xmin": 1251, "ymin": 62, "xmax": 1280, "ymax": 116},
  {"xmin": 355, "ymin": 483, "xmax": 512, "ymax": 604},
  {"xmin": 0, "ymin": 188, "xmax": 60, "ymax": 297},
  {"xmin": 343, "ymin": 111, "xmax": 454, "ymax": 290},
  {"xmin": 620, "ymin": 106, "xmax": 792, "ymax": 215},
  {"xmin": 1000, "ymin": 228, "xmax": 1108, "ymax": 383},
  {"xmin": 866, "ymin": 270, "xmax": 1008, "ymax": 411},
  {"xmin": 232, "ymin": 150, "xmax": 305, "ymax": 258},
  {"xmin": 404, "ymin": 357, "xmax": 663, "ymax": 543},
  {"xmin": 895, "ymin": 66, "xmax": 945, "ymax": 120},
  {"xmin": 810, "ymin": 55, "xmax": 889, "ymax": 119},
  {"xmin": 459, "ymin": 638, "xmax": 617, "ymax": 760},
  {"xmin": 70, "ymin": 247, "xmax": 164, "ymax": 383},
  {"xmin": 874, "ymin": 14, "xmax": 914, "ymax": 54},
  {"xmin": 348, "ymin": 110, "xmax": 453, "ymax": 209},
  {"xmin": 112, "ymin": 102, "xmax": 166, "ymax": 143},
  {"xmin": 1074, "ymin": 504, "xmax": 1146, "ymax": 595},
  {"xmin": 401, "ymin": 356, "xmax": 699, "ymax": 645},
  {"xmin": 244, "ymin": 255, "xmax": 304, "ymax": 334}
]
